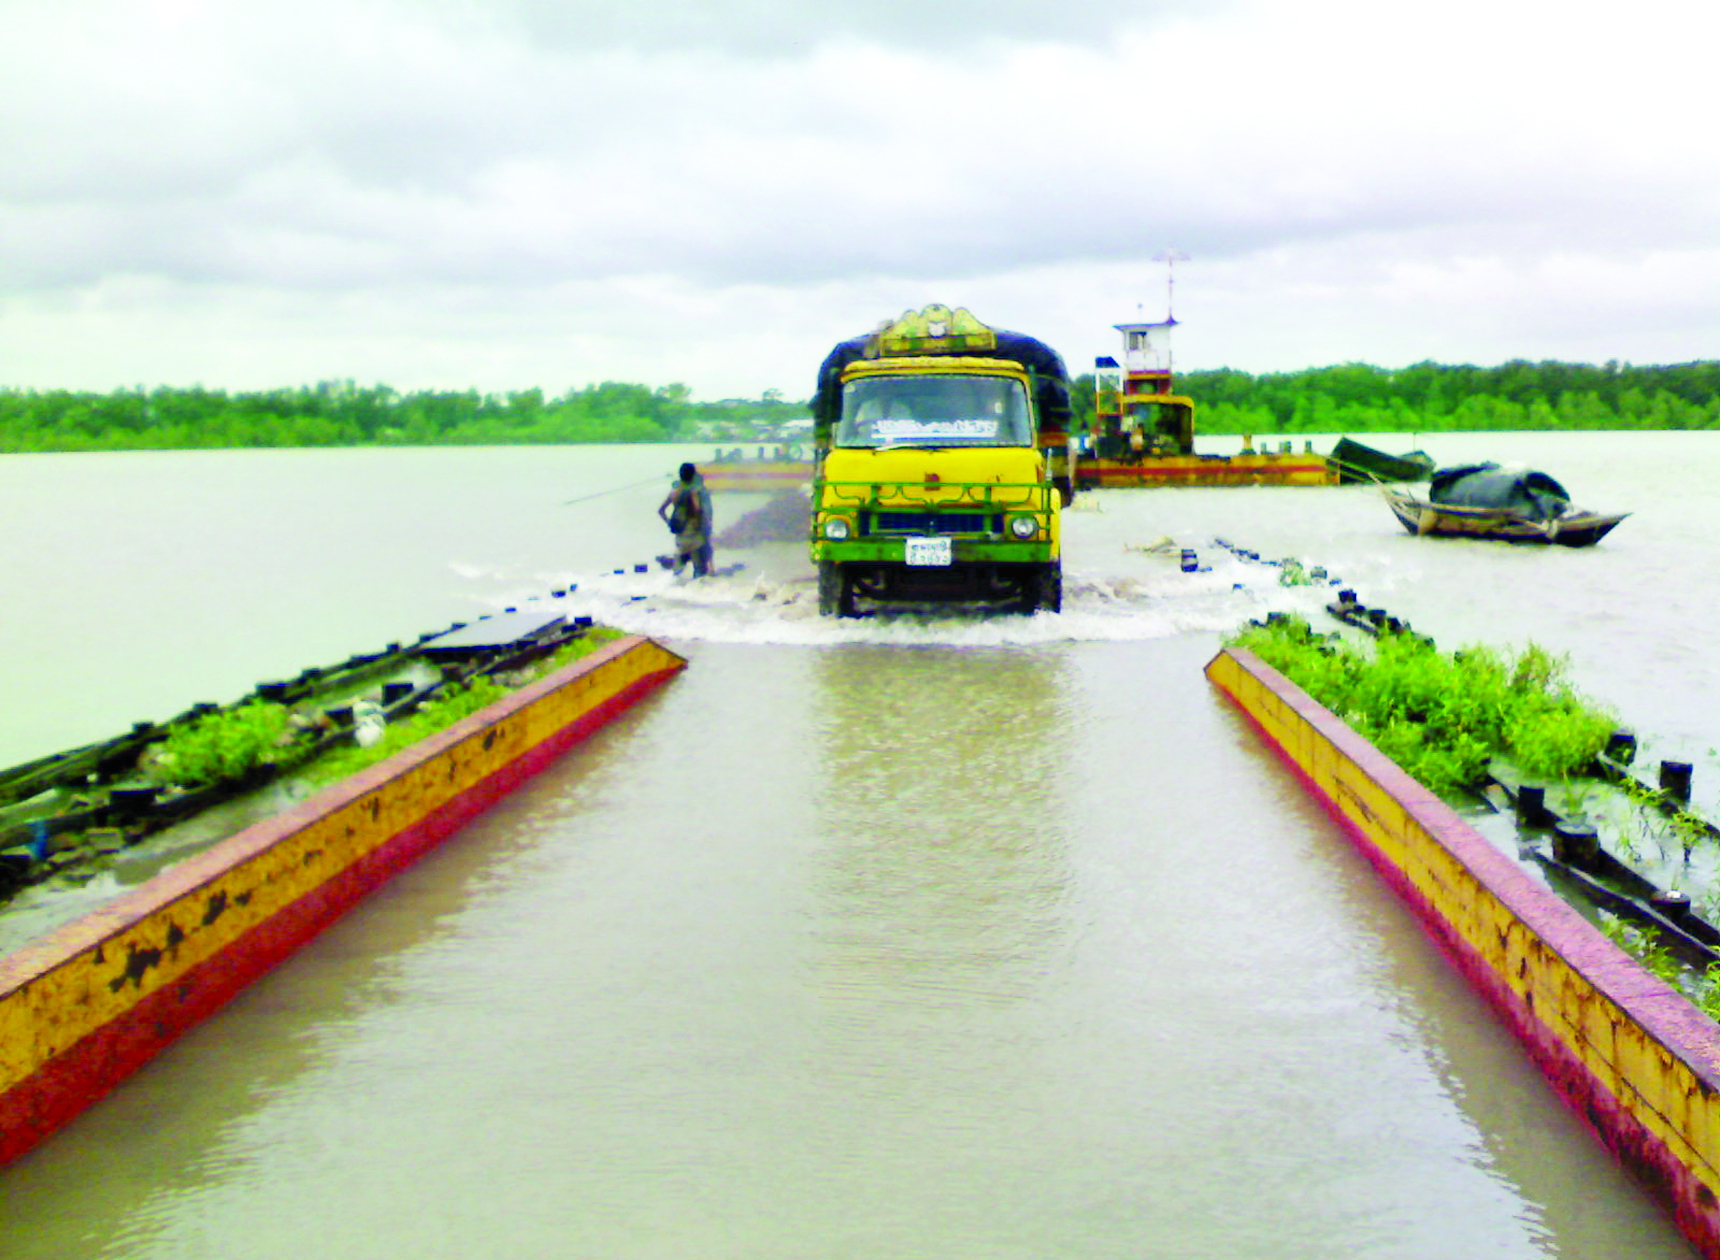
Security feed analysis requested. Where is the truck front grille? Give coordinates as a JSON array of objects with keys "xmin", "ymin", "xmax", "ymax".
[{"xmin": 870, "ymin": 511, "xmax": 997, "ymax": 535}]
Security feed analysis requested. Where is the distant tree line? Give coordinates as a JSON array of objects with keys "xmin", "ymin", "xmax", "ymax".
[
  {"xmin": 1069, "ymin": 359, "xmax": 1720, "ymax": 436},
  {"xmin": 6, "ymin": 359, "xmax": 1720, "ymax": 452},
  {"xmin": 0, "ymin": 381, "xmax": 806, "ymax": 452}
]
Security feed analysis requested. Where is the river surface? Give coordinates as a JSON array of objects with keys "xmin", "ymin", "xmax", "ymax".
[{"xmin": 1, "ymin": 434, "xmax": 1715, "ymax": 1258}]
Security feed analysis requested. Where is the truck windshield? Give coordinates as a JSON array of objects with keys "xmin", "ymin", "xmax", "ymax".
[{"xmin": 836, "ymin": 375, "xmax": 1033, "ymax": 448}]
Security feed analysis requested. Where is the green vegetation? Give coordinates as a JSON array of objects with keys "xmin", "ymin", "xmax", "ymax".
[
  {"xmin": 309, "ymin": 677, "xmax": 512, "ymax": 786},
  {"xmin": 1601, "ymin": 915, "xmax": 1685, "ymax": 987},
  {"xmin": 1615, "ymin": 776, "xmax": 1713, "ymax": 867},
  {"xmin": 1701, "ymin": 962, "xmax": 1720, "ymax": 1021},
  {"xmin": 12, "ymin": 357, "xmax": 1720, "ymax": 452},
  {"xmin": 308, "ymin": 626, "xmax": 625, "ymax": 786},
  {"xmin": 145, "ymin": 626, "xmax": 627, "ymax": 796},
  {"xmin": 1230, "ymin": 615, "xmax": 1720, "ymax": 1023},
  {"xmin": 0, "ymin": 625, "xmax": 632, "ymax": 909},
  {"xmin": 1598, "ymin": 908, "xmax": 1720, "ymax": 1022},
  {"xmin": 1068, "ymin": 358, "xmax": 1720, "ymax": 435},
  {"xmin": 0, "ymin": 382, "xmax": 807, "ymax": 452},
  {"xmin": 152, "ymin": 701, "xmax": 296, "ymax": 789},
  {"xmin": 1227, "ymin": 616, "xmax": 1616, "ymax": 792}
]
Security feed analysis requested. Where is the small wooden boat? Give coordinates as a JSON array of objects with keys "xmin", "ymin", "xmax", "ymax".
[{"xmin": 1383, "ymin": 463, "xmax": 1627, "ymax": 547}]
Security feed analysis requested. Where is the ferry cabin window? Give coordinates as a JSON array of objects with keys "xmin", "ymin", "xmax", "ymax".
[{"xmin": 836, "ymin": 375, "xmax": 1033, "ymax": 448}]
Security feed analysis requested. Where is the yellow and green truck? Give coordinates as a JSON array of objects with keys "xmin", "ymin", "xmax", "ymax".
[{"xmin": 810, "ymin": 306, "xmax": 1073, "ymax": 617}]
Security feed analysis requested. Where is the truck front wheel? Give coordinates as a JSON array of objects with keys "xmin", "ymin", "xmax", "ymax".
[
  {"xmin": 1020, "ymin": 562, "xmax": 1062, "ymax": 614},
  {"xmin": 818, "ymin": 562, "xmax": 855, "ymax": 617}
]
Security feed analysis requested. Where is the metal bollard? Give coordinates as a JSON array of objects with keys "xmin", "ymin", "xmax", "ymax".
[
  {"xmin": 1661, "ymin": 761, "xmax": 1694, "ymax": 805},
  {"xmin": 108, "ymin": 784, "xmax": 160, "ymax": 818},
  {"xmin": 1552, "ymin": 820, "xmax": 1600, "ymax": 869},
  {"xmin": 1515, "ymin": 784, "xmax": 1550, "ymax": 826},
  {"xmin": 1651, "ymin": 890, "xmax": 1693, "ymax": 923}
]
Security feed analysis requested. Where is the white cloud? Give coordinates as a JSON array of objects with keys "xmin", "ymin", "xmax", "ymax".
[{"xmin": 1, "ymin": 0, "xmax": 1716, "ymax": 395}]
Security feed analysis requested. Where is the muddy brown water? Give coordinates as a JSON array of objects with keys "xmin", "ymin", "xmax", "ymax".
[{"xmin": 1, "ymin": 435, "xmax": 1714, "ymax": 1257}]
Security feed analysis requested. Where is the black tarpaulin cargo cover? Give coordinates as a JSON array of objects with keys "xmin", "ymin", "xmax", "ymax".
[
  {"xmin": 1429, "ymin": 463, "xmax": 1571, "ymax": 521},
  {"xmin": 813, "ymin": 327, "xmax": 1072, "ymax": 439}
]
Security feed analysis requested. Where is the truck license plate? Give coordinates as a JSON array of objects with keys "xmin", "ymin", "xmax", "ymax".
[{"xmin": 905, "ymin": 536, "xmax": 952, "ymax": 567}]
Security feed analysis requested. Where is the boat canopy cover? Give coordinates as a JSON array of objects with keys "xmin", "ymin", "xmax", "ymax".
[
  {"xmin": 1331, "ymin": 436, "xmax": 1435, "ymax": 484},
  {"xmin": 1429, "ymin": 463, "xmax": 1571, "ymax": 521},
  {"xmin": 813, "ymin": 322, "xmax": 1072, "ymax": 440}
]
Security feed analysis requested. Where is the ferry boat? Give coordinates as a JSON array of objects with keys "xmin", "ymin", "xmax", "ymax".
[
  {"xmin": 699, "ymin": 443, "xmax": 813, "ymax": 491},
  {"xmin": 1074, "ymin": 316, "xmax": 1338, "ymax": 489}
]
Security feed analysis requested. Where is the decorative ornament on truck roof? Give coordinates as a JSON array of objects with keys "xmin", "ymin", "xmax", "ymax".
[{"xmin": 872, "ymin": 304, "xmax": 999, "ymax": 357}]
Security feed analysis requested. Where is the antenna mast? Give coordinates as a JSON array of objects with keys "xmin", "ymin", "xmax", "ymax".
[{"xmin": 1152, "ymin": 248, "xmax": 1190, "ymax": 321}]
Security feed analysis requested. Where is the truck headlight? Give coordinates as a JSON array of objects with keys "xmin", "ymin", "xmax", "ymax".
[
  {"xmin": 1007, "ymin": 515, "xmax": 1039, "ymax": 540},
  {"xmin": 823, "ymin": 517, "xmax": 852, "ymax": 541}
]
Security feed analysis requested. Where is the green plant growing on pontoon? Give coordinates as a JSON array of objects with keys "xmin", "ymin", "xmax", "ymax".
[
  {"xmin": 1599, "ymin": 913, "xmax": 1684, "ymax": 987},
  {"xmin": 310, "ymin": 676, "xmax": 511, "ymax": 785},
  {"xmin": 1700, "ymin": 964, "xmax": 1720, "ymax": 1023},
  {"xmin": 1227, "ymin": 616, "xmax": 1617, "ymax": 794},
  {"xmin": 1596, "ymin": 912, "xmax": 1631, "ymax": 952},
  {"xmin": 1617, "ymin": 779, "xmax": 1667, "ymax": 860},
  {"xmin": 1504, "ymin": 696, "xmax": 1618, "ymax": 781},
  {"xmin": 543, "ymin": 625, "xmax": 625, "ymax": 668},
  {"xmin": 1674, "ymin": 809, "xmax": 1711, "ymax": 863},
  {"xmin": 1559, "ymin": 778, "xmax": 1598, "ymax": 821},
  {"xmin": 152, "ymin": 701, "xmax": 298, "ymax": 789},
  {"xmin": 305, "ymin": 625, "xmax": 626, "ymax": 786},
  {"xmin": 1616, "ymin": 777, "xmax": 1715, "ymax": 867},
  {"xmin": 1642, "ymin": 937, "xmax": 1682, "ymax": 987}
]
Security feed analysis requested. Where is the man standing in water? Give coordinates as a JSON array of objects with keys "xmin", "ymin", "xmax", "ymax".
[{"xmin": 657, "ymin": 462, "xmax": 714, "ymax": 577}]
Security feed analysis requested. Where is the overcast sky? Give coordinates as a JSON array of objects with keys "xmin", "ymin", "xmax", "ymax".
[{"xmin": 4, "ymin": 0, "xmax": 1716, "ymax": 400}]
